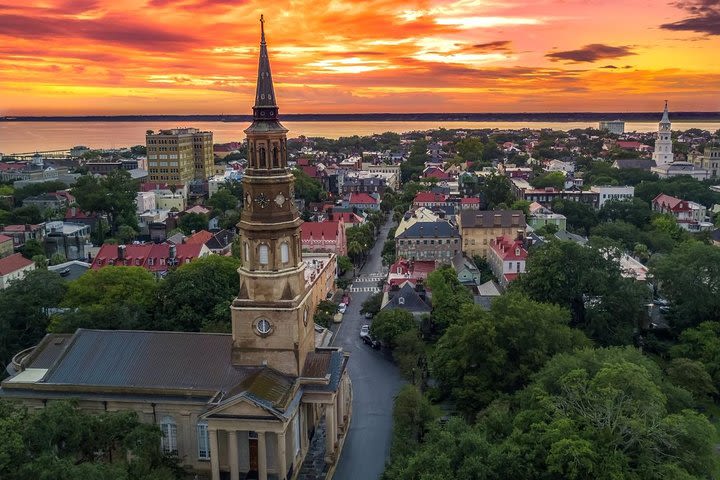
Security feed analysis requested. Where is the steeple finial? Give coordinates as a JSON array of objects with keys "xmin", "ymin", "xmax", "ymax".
[
  {"xmin": 252, "ymin": 14, "xmax": 278, "ymax": 121},
  {"xmin": 260, "ymin": 14, "xmax": 265, "ymax": 43}
]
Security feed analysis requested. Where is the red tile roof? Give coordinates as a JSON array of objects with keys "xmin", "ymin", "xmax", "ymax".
[
  {"xmin": 1, "ymin": 224, "xmax": 43, "ymax": 232},
  {"xmin": 460, "ymin": 197, "xmax": 480, "ymax": 204},
  {"xmin": 489, "ymin": 235, "xmax": 528, "ymax": 261},
  {"xmin": 0, "ymin": 253, "xmax": 34, "ymax": 276},
  {"xmin": 301, "ymin": 165, "xmax": 319, "ymax": 178},
  {"xmin": 348, "ymin": 193, "xmax": 377, "ymax": 204},
  {"xmin": 0, "ymin": 163, "xmax": 26, "ymax": 172},
  {"xmin": 0, "ymin": 234, "xmax": 13, "ymax": 244},
  {"xmin": 91, "ymin": 243, "xmax": 206, "ymax": 271},
  {"xmin": 65, "ymin": 208, "xmax": 97, "ymax": 220},
  {"xmin": 616, "ymin": 141, "xmax": 642, "ymax": 150},
  {"xmin": 301, "ymin": 221, "xmax": 341, "ymax": 241},
  {"xmin": 413, "ymin": 192, "xmax": 448, "ymax": 204},
  {"xmin": 652, "ymin": 193, "xmax": 687, "ymax": 211},
  {"xmin": 186, "ymin": 230, "xmax": 214, "ymax": 245}
]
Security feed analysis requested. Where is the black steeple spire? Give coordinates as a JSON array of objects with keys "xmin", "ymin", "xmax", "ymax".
[{"xmin": 253, "ymin": 15, "xmax": 278, "ymax": 121}]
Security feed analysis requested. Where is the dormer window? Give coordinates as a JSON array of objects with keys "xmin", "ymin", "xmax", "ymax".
[{"xmin": 398, "ymin": 297, "xmax": 405, "ymax": 305}]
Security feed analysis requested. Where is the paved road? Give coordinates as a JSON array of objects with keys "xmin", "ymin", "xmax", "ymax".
[{"xmin": 332, "ymin": 218, "xmax": 404, "ymax": 480}]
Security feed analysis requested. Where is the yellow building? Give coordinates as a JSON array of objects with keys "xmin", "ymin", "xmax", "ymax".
[
  {"xmin": 458, "ymin": 210, "xmax": 526, "ymax": 258},
  {"xmin": 2, "ymin": 19, "xmax": 350, "ymax": 480},
  {"xmin": 146, "ymin": 128, "xmax": 214, "ymax": 184}
]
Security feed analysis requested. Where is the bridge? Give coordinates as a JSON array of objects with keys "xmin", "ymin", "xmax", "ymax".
[{"xmin": 2, "ymin": 150, "xmax": 72, "ymax": 160}]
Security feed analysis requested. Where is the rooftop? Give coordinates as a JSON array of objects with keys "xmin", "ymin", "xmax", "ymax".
[{"xmin": 0, "ymin": 253, "xmax": 34, "ymax": 276}]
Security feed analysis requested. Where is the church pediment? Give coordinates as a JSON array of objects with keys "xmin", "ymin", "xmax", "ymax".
[{"xmin": 203, "ymin": 394, "xmax": 278, "ymax": 419}]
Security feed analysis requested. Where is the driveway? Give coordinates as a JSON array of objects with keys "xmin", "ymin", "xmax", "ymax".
[{"xmin": 331, "ymin": 218, "xmax": 404, "ymax": 480}]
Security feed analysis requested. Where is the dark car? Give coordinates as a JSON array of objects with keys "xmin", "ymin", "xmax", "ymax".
[{"xmin": 361, "ymin": 333, "xmax": 381, "ymax": 349}]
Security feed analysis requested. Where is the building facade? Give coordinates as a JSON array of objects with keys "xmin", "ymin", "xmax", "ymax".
[
  {"xmin": 691, "ymin": 142, "xmax": 720, "ymax": 178},
  {"xmin": 0, "ymin": 234, "xmax": 13, "ymax": 258},
  {"xmin": 589, "ymin": 185, "xmax": 635, "ymax": 209},
  {"xmin": 652, "ymin": 193, "xmax": 709, "ymax": 231},
  {"xmin": 2, "ymin": 21, "xmax": 350, "ymax": 480},
  {"xmin": 395, "ymin": 220, "xmax": 461, "ymax": 262},
  {"xmin": 146, "ymin": 128, "xmax": 214, "ymax": 184},
  {"xmin": 599, "ymin": 120, "xmax": 625, "ymax": 135},
  {"xmin": 458, "ymin": 210, "xmax": 526, "ymax": 258},
  {"xmin": 300, "ymin": 220, "xmax": 347, "ymax": 256}
]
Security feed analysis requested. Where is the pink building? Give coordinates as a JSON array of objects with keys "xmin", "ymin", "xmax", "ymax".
[{"xmin": 300, "ymin": 220, "xmax": 347, "ymax": 256}]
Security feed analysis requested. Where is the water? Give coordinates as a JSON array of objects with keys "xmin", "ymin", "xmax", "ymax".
[{"xmin": 1, "ymin": 120, "xmax": 719, "ymax": 154}]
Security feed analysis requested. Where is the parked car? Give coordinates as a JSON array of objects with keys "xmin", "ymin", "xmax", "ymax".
[
  {"xmin": 360, "ymin": 325, "xmax": 370, "ymax": 338},
  {"xmin": 338, "ymin": 302, "xmax": 347, "ymax": 314},
  {"xmin": 361, "ymin": 333, "xmax": 381, "ymax": 349}
]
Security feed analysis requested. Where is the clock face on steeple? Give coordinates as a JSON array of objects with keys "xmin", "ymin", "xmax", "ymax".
[
  {"xmin": 255, "ymin": 193, "xmax": 269, "ymax": 208},
  {"xmin": 275, "ymin": 193, "xmax": 286, "ymax": 207}
]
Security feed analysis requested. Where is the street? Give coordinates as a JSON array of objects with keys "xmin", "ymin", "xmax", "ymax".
[{"xmin": 331, "ymin": 218, "xmax": 404, "ymax": 480}]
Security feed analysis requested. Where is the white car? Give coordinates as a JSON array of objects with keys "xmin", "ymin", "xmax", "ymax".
[
  {"xmin": 360, "ymin": 325, "xmax": 370, "ymax": 338},
  {"xmin": 338, "ymin": 303, "xmax": 347, "ymax": 314}
]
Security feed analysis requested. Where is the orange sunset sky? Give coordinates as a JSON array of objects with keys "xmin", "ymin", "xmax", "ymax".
[{"xmin": 1, "ymin": 0, "xmax": 719, "ymax": 115}]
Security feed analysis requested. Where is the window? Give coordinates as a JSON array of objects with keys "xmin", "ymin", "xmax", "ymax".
[
  {"xmin": 281, "ymin": 242, "xmax": 289, "ymax": 263},
  {"xmin": 245, "ymin": 242, "xmax": 250, "ymax": 262},
  {"xmin": 259, "ymin": 244, "xmax": 269, "ymax": 265},
  {"xmin": 398, "ymin": 297, "xmax": 405, "ymax": 305},
  {"xmin": 160, "ymin": 416, "xmax": 177, "ymax": 454},
  {"xmin": 197, "ymin": 422, "xmax": 210, "ymax": 460}
]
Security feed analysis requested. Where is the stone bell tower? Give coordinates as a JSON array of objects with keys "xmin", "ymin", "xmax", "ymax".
[{"xmin": 231, "ymin": 17, "xmax": 314, "ymax": 376}]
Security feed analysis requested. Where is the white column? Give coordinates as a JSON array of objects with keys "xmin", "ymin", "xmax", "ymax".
[
  {"xmin": 228, "ymin": 430, "xmax": 239, "ymax": 480},
  {"xmin": 258, "ymin": 431, "xmax": 267, "ymax": 480},
  {"xmin": 338, "ymin": 388, "xmax": 345, "ymax": 430},
  {"xmin": 300, "ymin": 404, "xmax": 309, "ymax": 452},
  {"xmin": 209, "ymin": 428, "xmax": 220, "ymax": 480},
  {"xmin": 325, "ymin": 404, "xmax": 336, "ymax": 456},
  {"xmin": 277, "ymin": 431, "xmax": 287, "ymax": 480}
]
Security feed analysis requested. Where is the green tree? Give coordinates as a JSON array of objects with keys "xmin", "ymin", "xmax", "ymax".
[
  {"xmin": 387, "ymin": 385, "xmax": 438, "ymax": 460},
  {"xmin": 72, "ymin": 170, "xmax": 138, "ymax": 235},
  {"xmin": 20, "ymin": 239, "xmax": 45, "ymax": 259},
  {"xmin": 456, "ymin": 138, "xmax": 484, "ymax": 164},
  {"xmin": 432, "ymin": 295, "xmax": 590, "ymax": 417},
  {"xmin": 599, "ymin": 198, "xmax": 652, "ymax": 228},
  {"xmin": 370, "ymin": 308, "xmax": 416, "ymax": 349},
  {"xmin": 425, "ymin": 265, "xmax": 472, "ymax": 334},
  {"xmin": 155, "ymin": 256, "xmax": 240, "ymax": 332},
  {"xmin": 480, "ymin": 174, "xmax": 513, "ymax": 209},
  {"xmin": 292, "ymin": 168, "xmax": 325, "ymax": 203},
  {"xmin": 360, "ymin": 291, "xmax": 383, "ymax": 317},
  {"xmin": 552, "ymin": 199, "xmax": 599, "ymax": 235},
  {"xmin": 651, "ymin": 242, "xmax": 720, "ymax": 330},
  {"xmin": 116, "ymin": 224, "xmax": 138, "ymax": 244},
  {"xmin": 207, "ymin": 188, "xmax": 238, "ymax": 213},
  {"xmin": 52, "ymin": 267, "xmax": 158, "ymax": 332},
  {"xmin": 0, "ymin": 269, "xmax": 67, "ymax": 371},
  {"xmin": 530, "ymin": 171, "xmax": 565, "ymax": 190},
  {"xmin": 177, "ymin": 212, "xmax": 208, "ymax": 235},
  {"xmin": 671, "ymin": 321, "xmax": 720, "ymax": 387},
  {"xmin": 337, "ymin": 255, "xmax": 353, "ymax": 274},
  {"xmin": 516, "ymin": 240, "xmax": 648, "ymax": 345},
  {"xmin": 0, "ymin": 400, "xmax": 180, "ymax": 480}
]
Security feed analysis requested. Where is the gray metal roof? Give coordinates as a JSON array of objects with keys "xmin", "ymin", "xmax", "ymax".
[
  {"xmin": 396, "ymin": 221, "xmax": 459, "ymax": 239},
  {"xmin": 40, "ymin": 329, "xmax": 255, "ymax": 392}
]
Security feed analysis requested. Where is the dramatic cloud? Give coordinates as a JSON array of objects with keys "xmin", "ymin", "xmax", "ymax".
[
  {"xmin": 546, "ymin": 44, "xmax": 635, "ymax": 63},
  {"xmin": 661, "ymin": 0, "xmax": 720, "ymax": 35},
  {"xmin": 472, "ymin": 41, "xmax": 512, "ymax": 52},
  {"xmin": 0, "ymin": 0, "xmax": 718, "ymax": 114}
]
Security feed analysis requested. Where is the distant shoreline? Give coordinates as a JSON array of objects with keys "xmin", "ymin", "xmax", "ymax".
[{"xmin": 2, "ymin": 112, "xmax": 720, "ymax": 123}]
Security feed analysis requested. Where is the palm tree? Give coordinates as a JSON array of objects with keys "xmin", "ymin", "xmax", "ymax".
[{"xmin": 348, "ymin": 241, "xmax": 364, "ymax": 266}]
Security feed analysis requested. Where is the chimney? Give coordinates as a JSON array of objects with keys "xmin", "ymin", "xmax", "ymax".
[
  {"xmin": 169, "ymin": 244, "xmax": 177, "ymax": 260},
  {"xmin": 71, "ymin": 206, "xmax": 77, "ymax": 217},
  {"xmin": 516, "ymin": 229, "xmax": 525, "ymax": 241}
]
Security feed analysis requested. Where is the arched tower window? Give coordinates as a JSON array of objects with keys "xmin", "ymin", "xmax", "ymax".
[
  {"xmin": 280, "ymin": 242, "xmax": 289, "ymax": 263},
  {"xmin": 244, "ymin": 242, "xmax": 250, "ymax": 263},
  {"xmin": 259, "ymin": 146, "xmax": 267, "ymax": 169},
  {"xmin": 249, "ymin": 142, "xmax": 255, "ymax": 167},
  {"xmin": 160, "ymin": 416, "xmax": 178, "ymax": 454},
  {"xmin": 273, "ymin": 144, "xmax": 279, "ymax": 168},
  {"xmin": 259, "ymin": 244, "xmax": 269, "ymax": 265}
]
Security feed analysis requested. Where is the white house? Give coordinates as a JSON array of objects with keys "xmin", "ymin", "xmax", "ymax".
[
  {"xmin": 590, "ymin": 185, "xmax": 635, "ymax": 209},
  {"xmin": 0, "ymin": 253, "xmax": 36, "ymax": 289}
]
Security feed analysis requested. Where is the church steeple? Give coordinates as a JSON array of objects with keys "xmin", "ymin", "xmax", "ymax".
[
  {"xmin": 660, "ymin": 99, "xmax": 670, "ymax": 125},
  {"xmin": 252, "ymin": 15, "xmax": 279, "ymax": 122}
]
